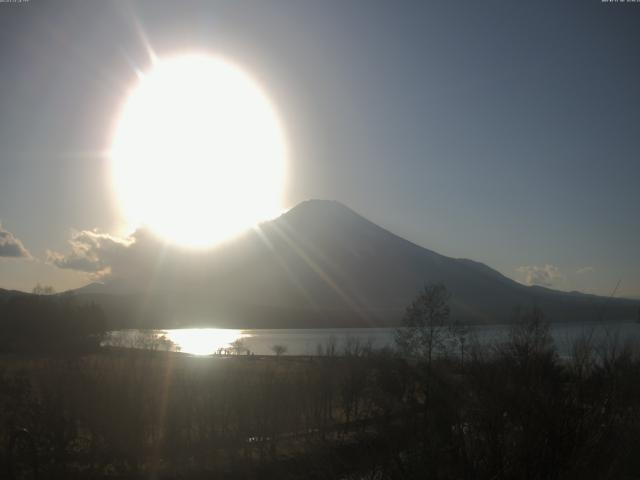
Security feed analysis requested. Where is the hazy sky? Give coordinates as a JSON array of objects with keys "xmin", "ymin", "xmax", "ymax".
[{"xmin": 0, "ymin": 0, "xmax": 639, "ymax": 297}]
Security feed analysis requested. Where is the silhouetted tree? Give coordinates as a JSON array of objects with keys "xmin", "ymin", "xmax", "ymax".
[
  {"xmin": 503, "ymin": 305, "xmax": 554, "ymax": 362},
  {"xmin": 229, "ymin": 338, "xmax": 248, "ymax": 355},
  {"xmin": 32, "ymin": 283, "xmax": 55, "ymax": 295},
  {"xmin": 395, "ymin": 283, "xmax": 451, "ymax": 366},
  {"xmin": 447, "ymin": 320, "xmax": 470, "ymax": 368},
  {"xmin": 271, "ymin": 344, "xmax": 287, "ymax": 356}
]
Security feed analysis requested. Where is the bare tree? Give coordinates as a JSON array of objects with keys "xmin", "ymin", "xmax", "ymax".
[
  {"xmin": 229, "ymin": 339, "xmax": 248, "ymax": 355},
  {"xmin": 32, "ymin": 283, "xmax": 55, "ymax": 295},
  {"xmin": 395, "ymin": 283, "xmax": 450, "ymax": 366},
  {"xmin": 271, "ymin": 344, "xmax": 287, "ymax": 357},
  {"xmin": 447, "ymin": 320, "xmax": 470, "ymax": 368},
  {"xmin": 505, "ymin": 305, "xmax": 554, "ymax": 361},
  {"xmin": 317, "ymin": 336, "xmax": 338, "ymax": 357}
]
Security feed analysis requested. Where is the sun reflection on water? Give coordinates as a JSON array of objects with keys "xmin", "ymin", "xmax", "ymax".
[{"xmin": 164, "ymin": 328, "xmax": 247, "ymax": 356}]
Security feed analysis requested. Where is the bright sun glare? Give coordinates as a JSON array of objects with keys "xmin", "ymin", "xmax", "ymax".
[
  {"xmin": 111, "ymin": 54, "xmax": 287, "ymax": 247},
  {"xmin": 164, "ymin": 328, "xmax": 246, "ymax": 356}
]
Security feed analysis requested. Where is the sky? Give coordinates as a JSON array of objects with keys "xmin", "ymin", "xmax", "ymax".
[{"xmin": 0, "ymin": 0, "xmax": 639, "ymax": 298}]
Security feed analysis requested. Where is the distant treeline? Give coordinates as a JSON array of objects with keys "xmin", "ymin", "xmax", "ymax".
[{"xmin": 0, "ymin": 293, "xmax": 106, "ymax": 353}]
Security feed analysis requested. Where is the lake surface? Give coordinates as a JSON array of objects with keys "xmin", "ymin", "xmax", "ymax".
[{"xmin": 104, "ymin": 321, "xmax": 640, "ymax": 357}]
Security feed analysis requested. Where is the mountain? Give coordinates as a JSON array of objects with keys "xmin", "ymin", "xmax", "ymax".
[
  {"xmin": 71, "ymin": 199, "xmax": 637, "ymax": 329},
  {"xmin": 0, "ymin": 288, "xmax": 29, "ymax": 303}
]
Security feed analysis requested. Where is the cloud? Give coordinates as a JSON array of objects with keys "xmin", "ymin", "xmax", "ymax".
[
  {"xmin": 47, "ymin": 223, "xmax": 263, "ymax": 292},
  {"xmin": 47, "ymin": 229, "xmax": 133, "ymax": 279},
  {"xmin": 576, "ymin": 266, "xmax": 594, "ymax": 275},
  {"xmin": 0, "ymin": 223, "xmax": 31, "ymax": 258},
  {"xmin": 47, "ymin": 227, "xmax": 186, "ymax": 285},
  {"xmin": 516, "ymin": 264, "xmax": 564, "ymax": 287}
]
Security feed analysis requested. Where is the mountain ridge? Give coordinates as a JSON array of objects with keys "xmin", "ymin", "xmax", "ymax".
[{"xmin": 3, "ymin": 199, "xmax": 637, "ymax": 328}]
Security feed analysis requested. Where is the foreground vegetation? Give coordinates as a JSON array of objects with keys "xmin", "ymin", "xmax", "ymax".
[
  {"xmin": 2, "ymin": 286, "xmax": 640, "ymax": 479},
  {"xmin": 2, "ymin": 318, "xmax": 640, "ymax": 479}
]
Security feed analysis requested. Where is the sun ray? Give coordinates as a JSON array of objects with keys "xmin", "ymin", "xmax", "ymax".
[
  {"xmin": 266, "ymin": 221, "xmax": 370, "ymax": 322},
  {"xmin": 253, "ymin": 223, "xmax": 318, "ymax": 309}
]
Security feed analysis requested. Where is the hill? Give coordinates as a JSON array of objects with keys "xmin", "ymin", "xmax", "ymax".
[{"xmin": 60, "ymin": 200, "xmax": 638, "ymax": 329}]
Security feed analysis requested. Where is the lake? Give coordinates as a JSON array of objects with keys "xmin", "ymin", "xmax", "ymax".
[{"xmin": 103, "ymin": 320, "xmax": 640, "ymax": 357}]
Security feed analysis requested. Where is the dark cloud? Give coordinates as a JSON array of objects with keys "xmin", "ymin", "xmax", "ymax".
[
  {"xmin": 46, "ymin": 227, "xmax": 192, "ymax": 286},
  {"xmin": 0, "ymin": 223, "xmax": 31, "ymax": 258},
  {"xmin": 46, "ymin": 224, "xmax": 260, "ymax": 292},
  {"xmin": 47, "ymin": 229, "xmax": 133, "ymax": 279}
]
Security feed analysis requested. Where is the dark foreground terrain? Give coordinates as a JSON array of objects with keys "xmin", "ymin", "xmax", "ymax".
[{"xmin": 2, "ymin": 316, "xmax": 640, "ymax": 480}]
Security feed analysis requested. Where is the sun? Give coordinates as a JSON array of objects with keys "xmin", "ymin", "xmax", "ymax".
[{"xmin": 111, "ymin": 54, "xmax": 287, "ymax": 247}]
